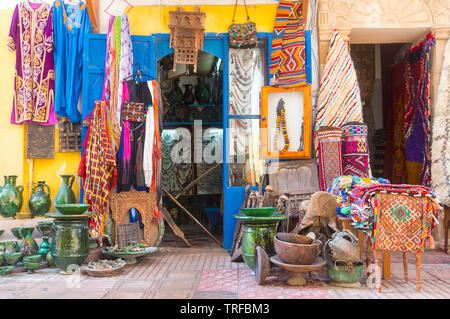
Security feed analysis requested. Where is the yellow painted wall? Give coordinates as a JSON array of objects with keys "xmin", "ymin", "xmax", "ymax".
[
  {"xmin": 0, "ymin": 9, "xmax": 80, "ymax": 216},
  {"xmin": 127, "ymin": 4, "xmax": 278, "ymax": 35},
  {"xmin": 0, "ymin": 3, "xmax": 278, "ymax": 216}
]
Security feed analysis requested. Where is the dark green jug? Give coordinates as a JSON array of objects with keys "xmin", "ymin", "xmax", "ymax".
[
  {"xmin": 29, "ymin": 181, "xmax": 51, "ymax": 217},
  {"xmin": 195, "ymin": 76, "xmax": 210, "ymax": 104},
  {"xmin": 0, "ymin": 175, "xmax": 24, "ymax": 218},
  {"xmin": 54, "ymin": 175, "xmax": 76, "ymax": 209}
]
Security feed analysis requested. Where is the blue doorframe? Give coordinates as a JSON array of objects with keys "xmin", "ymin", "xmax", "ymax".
[{"xmin": 82, "ymin": 31, "xmax": 311, "ymax": 250}]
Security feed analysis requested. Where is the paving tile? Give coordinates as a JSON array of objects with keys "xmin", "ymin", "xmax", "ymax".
[
  {"xmin": 198, "ymin": 270, "xmax": 238, "ymax": 291},
  {"xmin": 157, "ymin": 278, "xmax": 197, "ymax": 290},
  {"xmin": 104, "ymin": 290, "xmax": 147, "ymax": 299},
  {"xmin": 146, "ymin": 290, "xmax": 194, "ymax": 299}
]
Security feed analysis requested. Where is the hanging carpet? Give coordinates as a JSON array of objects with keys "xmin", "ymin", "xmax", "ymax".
[
  {"xmin": 431, "ymin": 37, "xmax": 450, "ymax": 206},
  {"xmin": 314, "ymin": 30, "xmax": 363, "ymax": 132},
  {"xmin": 269, "ymin": 0, "xmax": 307, "ymax": 87}
]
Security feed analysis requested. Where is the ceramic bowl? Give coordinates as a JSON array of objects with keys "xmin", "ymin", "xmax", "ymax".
[
  {"xmin": 54, "ymin": 204, "xmax": 90, "ymax": 215},
  {"xmin": 275, "ymin": 233, "xmax": 314, "ymax": 245},
  {"xmin": 11, "ymin": 227, "xmax": 34, "ymax": 240},
  {"xmin": 240, "ymin": 207, "xmax": 276, "ymax": 217},
  {"xmin": 4, "ymin": 252, "xmax": 22, "ymax": 265},
  {"xmin": 274, "ymin": 234, "xmax": 321, "ymax": 265},
  {"xmin": 0, "ymin": 266, "xmax": 14, "ymax": 276},
  {"xmin": 23, "ymin": 254, "xmax": 42, "ymax": 263},
  {"xmin": 23, "ymin": 260, "xmax": 41, "ymax": 273},
  {"xmin": 3, "ymin": 241, "xmax": 19, "ymax": 254},
  {"xmin": 36, "ymin": 221, "xmax": 54, "ymax": 237}
]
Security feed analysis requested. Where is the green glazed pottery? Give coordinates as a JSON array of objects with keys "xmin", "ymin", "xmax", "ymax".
[
  {"xmin": 4, "ymin": 241, "xmax": 19, "ymax": 254},
  {"xmin": 54, "ymin": 175, "xmax": 76, "ymax": 210},
  {"xmin": 4, "ymin": 252, "xmax": 21, "ymax": 265},
  {"xmin": 28, "ymin": 181, "xmax": 51, "ymax": 217},
  {"xmin": 240, "ymin": 207, "xmax": 276, "ymax": 217},
  {"xmin": 36, "ymin": 221, "xmax": 54, "ymax": 238},
  {"xmin": 46, "ymin": 252, "xmax": 55, "ymax": 267},
  {"xmin": 327, "ymin": 261, "xmax": 364, "ymax": 284},
  {"xmin": 48, "ymin": 213, "xmax": 94, "ymax": 273},
  {"xmin": 102, "ymin": 247, "xmax": 158, "ymax": 264},
  {"xmin": 11, "ymin": 227, "xmax": 34, "ymax": 240},
  {"xmin": 54, "ymin": 204, "xmax": 90, "ymax": 215},
  {"xmin": 194, "ymin": 76, "xmax": 211, "ymax": 104},
  {"xmin": 0, "ymin": 266, "xmax": 14, "ymax": 276},
  {"xmin": 23, "ymin": 255, "xmax": 42, "ymax": 274},
  {"xmin": 0, "ymin": 242, "xmax": 5, "ymax": 254},
  {"xmin": 0, "ymin": 175, "xmax": 24, "ymax": 218},
  {"xmin": 14, "ymin": 227, "xmax": 38, "ymax": 257},
  {"xmin": 233, "ymin": 213, "xmax": 287, "ymax": 270}
]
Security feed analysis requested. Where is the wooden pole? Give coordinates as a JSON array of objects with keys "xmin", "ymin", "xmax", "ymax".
[
  {"xmin": 174, "ymin": 160, "xmax": 222, "ymax": 200},
  {"xmin": 163, "ymin": 188, "xmax": 222, "ymax": 246},
  {"xmin": 160, "ymin": 206, "xmax": 192, "ymax": 247}
]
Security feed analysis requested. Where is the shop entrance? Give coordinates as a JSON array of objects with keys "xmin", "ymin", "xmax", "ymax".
[
  {"xmin": 158, "ymin": 51, "xmax": 224, "ymax": 248},
  {"xmin": 350, "ymin": 40, "xmax": 432, "ymax": 185}
]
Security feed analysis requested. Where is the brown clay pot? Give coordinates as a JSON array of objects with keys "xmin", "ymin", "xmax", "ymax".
[
  {"xmin": 275, "ymin": 233, "xmax": 313, "ymax": 245},
  {"xmin": 274, "ymin": 233, "xmax": 321, "ymax": 265}
]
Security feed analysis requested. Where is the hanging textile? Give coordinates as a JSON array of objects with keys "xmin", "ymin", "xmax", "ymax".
[
  {"xmin": 314, "ymin": 30, "xmax": 363, "ymax": 132},
  {"xmin": 404, "ymin": 34, "xmax": 435, "ymax": 187},
  {"xmin": 431, "ymin": 37, "xmax": 450, "ymax": 206},
  {"xmin": 117, "ymin": 14, "xmax": 133, "ymax": 132},
  {"xmin": 52, "ymin": 0, "xmax": 91, "ymax": 123},
  {"xmin": 269, "ymin": 0, "xmax": 307, "ymax": 87},
  {"xmin": 390, "ymin": 60, "xmax": 408, "ymax": 184},
  {"xmin": 83, "ymin": 100, "xmax": 116, "ymax": 237},
  {"xmin": 341, "ymin": 122, "xmax": 370, "ymax": 178},
  {"xmin": 7, "ymin": 1, "xmax": 57, "ymax": 126},
  {"xmin": 116, "ymin": 80, "xmax": 152, "ymax": 192},
  {"xmin": 228, "ymin": 48, "xmax": 264, "ymax": 186},
  {"xmin": 144, "ymin": 81, "xmax": 156, "ymax": 188},
  {"xmin": 315, "ymin": 127, "xmax": 343, "ymax": 191}
]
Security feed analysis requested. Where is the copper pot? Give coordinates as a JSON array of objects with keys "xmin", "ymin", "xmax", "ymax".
[{"xmin": 274, "ymin": 233, "xmax": 321, "ymax": 265}]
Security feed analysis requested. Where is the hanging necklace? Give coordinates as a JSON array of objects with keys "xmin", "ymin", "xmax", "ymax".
[
  {"xmin": 122, "ymin": 121, "xmax": 144, "ymax": 141},
  {"xmin": 276, "ymin": 98, "xmax": 290, "ymax": 153}
]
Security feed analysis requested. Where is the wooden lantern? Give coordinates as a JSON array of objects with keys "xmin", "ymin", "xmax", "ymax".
[{"xmin": 168, "ymin": 7, "xmax": 206, "ymax": 73}]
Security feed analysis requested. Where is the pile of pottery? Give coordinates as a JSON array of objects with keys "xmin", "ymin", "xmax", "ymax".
[
  {"xmin": 324, "ymin": 230, "xmax": 363, "ymax": 287},
  {"xmin": 0, "ymin": 227, "xmax": 49, "ymax": 275},
  {"xmin": 270, "ymin": 232, "xmax": 325, "ymax": 286}
]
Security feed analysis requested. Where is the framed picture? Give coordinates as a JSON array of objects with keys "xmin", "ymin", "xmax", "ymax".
[{"xmin": 260, "ymin": 84, "xmax": 312, "ymax": 159}]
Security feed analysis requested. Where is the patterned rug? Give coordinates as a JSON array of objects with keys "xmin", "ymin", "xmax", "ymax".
[
  {"xmin": 269, "ymin": 0, "xmax": 307, "ymax": 87},
  {"xmin": 341, "ymin": 122, "xmax": 370, "ymax": 178},
  {"xmin": 316, "ymin": 127, "xmax": 343, "ymax": 191},
  {"xmin": 314, "ymin": 30, "xmax": 363, "ymax": 132},
  {"xmin": 431, "ymin": 37, "xmax": 450, "ymax": 206},
  {"xmin": 372, "ymin": 192, "xmax": 437, "ymax": 253}
]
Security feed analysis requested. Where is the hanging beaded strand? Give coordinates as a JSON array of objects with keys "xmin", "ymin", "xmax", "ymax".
[{"xmin": 276, "ymin": 98, "xmax": 290, "ymax": 153}]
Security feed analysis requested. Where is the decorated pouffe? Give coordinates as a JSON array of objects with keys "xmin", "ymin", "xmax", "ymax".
[{"xmin": 341, "ymin": 122, "xmax": 370, "ymax": 178}]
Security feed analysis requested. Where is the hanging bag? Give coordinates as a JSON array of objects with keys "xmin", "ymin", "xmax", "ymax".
[{"xmin": 228, "ymin": 0, "xmax": 257, "ymax": 48}]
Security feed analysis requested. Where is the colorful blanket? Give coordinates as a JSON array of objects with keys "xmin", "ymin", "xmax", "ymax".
[
  {"xmin": 341, "ymin": 122, "xmax": 370, "ymax": 178},
  {"xmin": 269, "ymin": 0, "xmax": 307, "ymax": 87},
  {"xmin": 316, "ymin": 127, "xmax": 343, "ymax": 191},
  {"xmin": 314, "ymin": 30, "xmax": 363, "ymax": 132},
  {"xmin": 431, "ymin": 37, "xmax": 450, "ymax": 206}
]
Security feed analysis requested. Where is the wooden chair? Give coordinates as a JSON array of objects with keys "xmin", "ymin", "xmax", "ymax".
[{"xmin": 371, "ymin": 192, "xmax": 436, "ymax": 293}]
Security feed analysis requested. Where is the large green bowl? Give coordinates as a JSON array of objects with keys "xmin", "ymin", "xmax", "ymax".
[
  {"xmin": 11, "ymin": 227, "xmax": 34, "ymax": 240},
  {"xmin": 4, "ymin": 252, "xmax": 22, "ymax": 265},
  {"xmin": 54, "ymin": 204, "xmax": 90, "ymax": 215},
  {"xmin": 240, "ymin": 207, "xmax": 277, "ymax": 217},
  {"xmin": 0, "ymin": 266, "xmax": 14, "ymax": 276},
  {"xmin": 23, "ymin": 254, "xmax": 42, "ymax": 263}
]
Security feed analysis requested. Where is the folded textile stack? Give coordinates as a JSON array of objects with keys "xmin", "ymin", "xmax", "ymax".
[{"xmin": 327, "ymin": 175, "xmax": 390, "ymax": 220}]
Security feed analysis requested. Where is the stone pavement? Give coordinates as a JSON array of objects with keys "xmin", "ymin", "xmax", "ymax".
[{"xmin": 0, "ymin": 247, "xmax": 449, "ymax": 299}]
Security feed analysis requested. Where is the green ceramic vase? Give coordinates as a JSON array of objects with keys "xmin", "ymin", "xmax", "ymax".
[
  {"xmin": 194, "ymin": 76, "xmax": 210, "ymax": 104},
  {"xmin": 29, "ymin": 181, "xmax": 51, "ymax": 217},
  {"xmin": 0, "ymin": 175, "xmax": 24, "ymax": 218},
  {"xmin": 54, "ymin": 175, "xmax": 76, "ymax": 210},
  {"xmin": 50, "ymin": 219, "xmax": 89, "ymax": 273},
  {"xmin": 241, "ymin": 222, "xmax": 278, "ymax": 270}
]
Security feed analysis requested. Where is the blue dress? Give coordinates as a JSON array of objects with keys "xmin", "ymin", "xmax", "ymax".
[{"xmin": 53, "ymin": 1, "xmax": 91, "ymax": 123}]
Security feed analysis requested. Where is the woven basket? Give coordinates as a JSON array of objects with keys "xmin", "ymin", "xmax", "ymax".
[{"xmin": 81, "ymin": 262, "xmax": 126, "ymax": 277}]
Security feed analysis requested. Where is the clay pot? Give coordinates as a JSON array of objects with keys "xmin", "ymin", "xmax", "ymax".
[
  {"xmin": 274, "ymin": 233, "xmax": 321, "ymax": 265},
  {"xmin": 29, "ymin": 181, "xmax": 51, "ymax": 217}
]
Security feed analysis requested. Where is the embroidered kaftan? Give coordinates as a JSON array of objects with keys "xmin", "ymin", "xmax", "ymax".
[
  {"xmin": 7, "ymin": 1, "xmax": 57, "ymax": 125},
  {"xmin": 53, "ymin": 0, "xmax": 91, "ymax": 123}
]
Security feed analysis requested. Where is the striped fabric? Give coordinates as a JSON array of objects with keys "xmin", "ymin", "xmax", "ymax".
[
  {"xmin": 269, "ymin": 0, "xmax": 307, "ymax": 87},
  {"xmin": 314, "ymin": 30, "xmax": 363, "ymax": 132}
]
